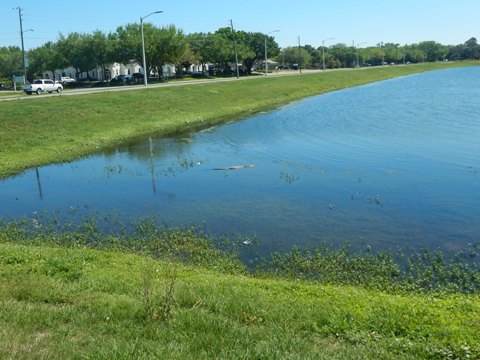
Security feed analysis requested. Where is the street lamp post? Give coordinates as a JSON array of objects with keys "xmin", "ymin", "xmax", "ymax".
[
  {"xmin": 141, "ymin": 10, "xmax": 163, "ymax": 86},
  {"xmin": 265, "ymin": 30, "xmax": 280, "ymax": 76},
  {"xmin": 322, "ymin": 37, "xmax": 334, "ymax": 71}
]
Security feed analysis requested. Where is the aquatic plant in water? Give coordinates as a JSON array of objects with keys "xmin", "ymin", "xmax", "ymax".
[{"xmin": 0, "ymin": 215, "xmax": 479, "ymax": 294}]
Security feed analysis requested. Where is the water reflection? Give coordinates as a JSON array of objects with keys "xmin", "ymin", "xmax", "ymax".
[
  {"xmin": 35, "ymin": 167, "xmax": 43, "ymax": 200},
  {"xmin": 149, "ymin": 137, "xmax": 156, "ymax": 194},
  {"xmin": 1, "ymin": 67, "xmax": 480, "ymax": 255}
]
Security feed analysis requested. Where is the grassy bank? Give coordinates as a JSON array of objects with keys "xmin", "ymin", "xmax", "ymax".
[
  {"xmin": 1, "ymin": 220, "xmax": 479, "ymax": 359},
  {"xmin": 1, "ymin": 61, "xmax": 478, "ymax": 178},
  {"xmin": 1, "ymin": 240, "xmax": 479, "ymax": 359}
]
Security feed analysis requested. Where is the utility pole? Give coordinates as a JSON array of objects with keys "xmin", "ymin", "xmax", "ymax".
[
  {"xmin": 16, "ymin": 7, "xmax": 26, "ymax": 83},
  {"xmin": 230, "ymin": 19, "xmax": 240, "ymax": 79},
  {"xmin": 298, "ymin": 36, "xmax": 302, "ymax": 74},
  {"xmin": 380, "ymin": 42, "xmax": 384, "ymax": 65}
]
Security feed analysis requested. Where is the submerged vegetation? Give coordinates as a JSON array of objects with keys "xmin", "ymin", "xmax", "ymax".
[
  {"xmin": 1, "ymin": 216, "xmax": 479, "ymax": 295},
  {"xmin": 0, "ymin": 218, "xmax": 479, "ymax": 359}
]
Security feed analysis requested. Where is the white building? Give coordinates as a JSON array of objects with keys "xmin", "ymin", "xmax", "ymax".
[
  {"xmin": 42, "ymin": 61, "xmax": 181, "ymax": 81},
  {"xmin": 43, "ymin": 61, "xmax": 143, "ymax": 81}
]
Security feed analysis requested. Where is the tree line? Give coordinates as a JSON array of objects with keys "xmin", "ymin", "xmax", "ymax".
[
  {"xmin": 0, "ymin": 24, "xmax": 280, "ymax": 83},
  {"xmin": 0, "ymin": 21, "xmax": 479, "ymax": 84},
  {"xmin": 286, "ymin": 38, "xmax": 480, "ymax": 69}
]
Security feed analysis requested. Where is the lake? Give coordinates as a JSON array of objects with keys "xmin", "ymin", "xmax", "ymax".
[{"xmin": 2, "ymin": 66, "xmax": 480, "ymax": 255}]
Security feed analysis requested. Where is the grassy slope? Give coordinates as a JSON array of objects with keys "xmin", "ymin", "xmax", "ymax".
[
  {"xmin": 1, "ymin": 62, "xmax": 478, "ymax": 178},
  {"xmin": 1, "ymin": 242, "xmax": 478, "ymax": 360}
]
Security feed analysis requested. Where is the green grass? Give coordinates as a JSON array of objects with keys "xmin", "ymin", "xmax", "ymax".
[
  {"xmin": 0, "ymin": 92, "xmax": 19, "ymax": 97},
  {"xmin": 1, "ymin": 241, "xmax": 479, "ymax": 359},
  {"xmin": 0, "ymin": 219, "xmax": 479, "ymax": 359},
  {"xmin": 1, "ymin": 61, "xmax": 478, "ymax": 178}
]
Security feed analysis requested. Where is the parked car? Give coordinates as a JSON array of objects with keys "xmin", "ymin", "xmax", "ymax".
[
  {"xmin": 115, "ymin": 75, "xmax": 134, "ymax": 82},
  {"xmin": 22, "ymin": 79, "xmax": 63, "ymax": 95},
  {"xmin": 132, "ymin": 73, "xmax": 144, "ymax": 79},
  {"xmin": 60, "ymin": 76, "xmax": 76, "ymax": 85}
]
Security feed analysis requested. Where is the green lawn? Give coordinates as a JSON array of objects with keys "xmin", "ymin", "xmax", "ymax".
[
  {"xmin": 0, "ymin": 92, "xmax": 20, "ymax": 97},
  {"xmin": 1, "ymin": 61, "xmax": 478, "ymax": 178},
  {"xmin": 1, "ymin": 242, "xmax": 478, "ymax": 359}
]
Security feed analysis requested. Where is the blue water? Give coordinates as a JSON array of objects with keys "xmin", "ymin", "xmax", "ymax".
[{"xmin": 2, "ymin": 66, "xmax": 480, "ymax": 254}]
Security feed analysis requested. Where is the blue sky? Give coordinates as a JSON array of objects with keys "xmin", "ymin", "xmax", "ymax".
[{"xmin": 1, "ymin": 0, "xmax": 479, "ymax": 50}]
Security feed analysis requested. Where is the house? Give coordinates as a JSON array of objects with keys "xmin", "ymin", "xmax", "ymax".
[
  {"xmin": 43, "ymin": 61, "xmax": 141, "ymax": 82},
  {"xmin": 254, "ymin": 59, "xmax": 280, "ymax": 70},
  {"xmin": 42, "ymin": 61, "xmax": 179, "ymax": 82}
]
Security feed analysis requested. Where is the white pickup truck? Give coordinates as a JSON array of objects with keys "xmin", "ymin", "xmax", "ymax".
[{"xmin": 22, "ymin": 79, "xmax": 63, "ymax": 95}]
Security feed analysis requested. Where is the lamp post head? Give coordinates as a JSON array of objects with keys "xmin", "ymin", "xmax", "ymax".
[
  {"xmin": 322, "ymin": 37, "xmax": 334, "ymax": 44},
  {"xmin": 141, "ymin": 10, "xmax": 163, "ymax": 22},
  {"xmin": 266, "ymin": 30, "xmax": 280, "ymax": 36}
]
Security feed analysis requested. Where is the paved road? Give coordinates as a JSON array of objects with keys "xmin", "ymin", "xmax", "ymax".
[{"xmin": 0, "ymin": 69, "xmax": 337, "ymax": 102}]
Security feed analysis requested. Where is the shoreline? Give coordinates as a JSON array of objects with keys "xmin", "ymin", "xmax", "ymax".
[{"xmin": 1, "ymin": 61, "xmax": 478, "ymax": 179}]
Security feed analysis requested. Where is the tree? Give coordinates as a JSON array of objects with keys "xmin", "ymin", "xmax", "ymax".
[
  {"xmin": 115, "ymin": 23, "xmax": 186, "ymax": 78},
  {"xmin": 240, "ymin": 31, "xmax": 279, "ymax": 74},
  {"xmin": 177, "ymin": 44, "xmax": 199, "ymax": 76},
  {"xmin": 278, "ymin": 46, "xmax": 312, "ymax": 69},
  {"xmin": 241, "ymin": 32, "xmax": 265, "ymax": 74},
  {"xmin": 89, "ymin": 30, "xmax": 116, "ymax": 80},
  {"xmin": 151, "ymin": 25, "xmax": 187, "ymax": 78},
  {"xmin": 188, "ymin": 29, "xmax": 247, "ymax": 74},
  {"xmin": 327, "ymin": 43, "xmax": 356, "ymax": 68},
  {"xmin": 187, "ymin": 32, "xmax": 218, "ymax": 72},
  {"xmin": 365, "ymin": 46, "xmax": 384, "ymax": 65},
  {"xmin": 0, "ymin": 46, "xmax": 22, "ymax": 81},
  {"xmin": 463, "ymin": 37, "xmax": 480, "ymax": 60},
  {"xmin": 417, "ymin": 41, "xmax": 447, "ymax": 62},
  {"xmin": 57, "ymin": 32, "xmax": 97, "ymax": 79},
  {"xmin": 211, "ymin": 27, "xmax": 252, "ymax": 70},
  {"xmin": 304, "ymin": 45, "xmax": 321, "ymax": 68},
  {"xmin": 28, "ymin": 42, "xmax": 62, "ymax": 80},
  {"xmin": 447, "ymin": 44, "xmax": 464, "ymax": 61},
  {"xmin": 375, "ymin": 43, "xmax": 400, "ymax": 64},
  {"xmin": 403, "ymin": 44, "xmax": 425, "ymax": 63},
  {"xmin": 113, "ymin": 23, "xmax": 144, "ymax": 71},
  {"xmin": 189, "ymin": 29, "xmax": 278, "ymax": 75}
]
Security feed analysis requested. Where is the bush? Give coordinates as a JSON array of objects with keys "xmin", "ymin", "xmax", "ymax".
[{"xmin": 0, "ymin": 77, "xmax": 12, "ymax": 89}]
